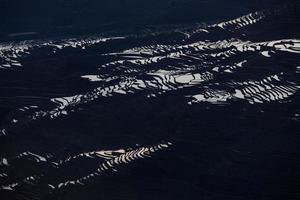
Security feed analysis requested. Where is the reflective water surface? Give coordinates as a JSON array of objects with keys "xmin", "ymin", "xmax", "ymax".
[{"xmin": 0, "ymin": 4, "xmax": 300, "ymax": 200}]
